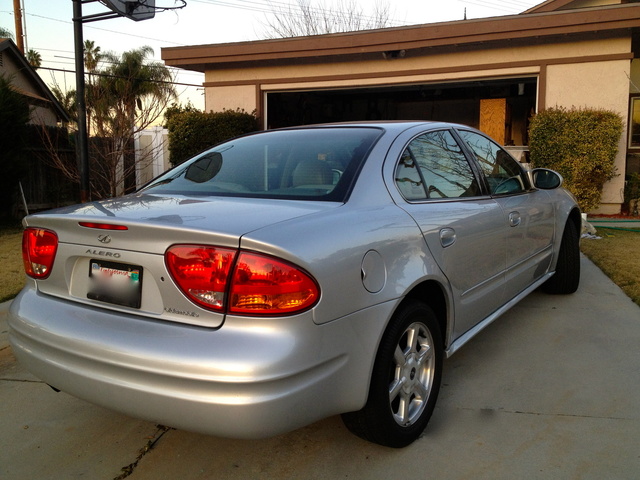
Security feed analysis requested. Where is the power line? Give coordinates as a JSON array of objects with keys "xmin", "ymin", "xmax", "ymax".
[
  {"xmin": 25, "ymin": 12, "xmax": 189, "ymax": 46},
  {"xmin": 36, "ymin": 66, "xmax": 203, "ymax": 87},
  {"xmin": 460, "ymin": 0, "xmax": 537, "ymax": 14}
]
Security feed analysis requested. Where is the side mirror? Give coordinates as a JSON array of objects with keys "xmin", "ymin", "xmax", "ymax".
[
  {"xmin": 185, "ymin": 152, "xmax": 223, "ymax": 183},
  {"xmin": 532, "ymin": 168, "xmax": 563, "ymax": 190}
]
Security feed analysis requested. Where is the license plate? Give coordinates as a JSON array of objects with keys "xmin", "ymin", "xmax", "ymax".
[{"xmin": 88, "ymin": 260, "xmax": 143, "ymax": 308}]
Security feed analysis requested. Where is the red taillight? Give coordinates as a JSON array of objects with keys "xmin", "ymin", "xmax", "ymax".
[
  {"xmin": 229, "ymin": 252, "xmax": 319, "ymax": 315},
  {"xmin": 22, "ymin": 228, "xmax": 58, "ymax": 279},
  {"xmin": 165, "ymin": 245, "xmax": 319, "ymax": 316},
  {"xmin": 165, "ymin": 245, "xmax": 237, "ymax": 312}
]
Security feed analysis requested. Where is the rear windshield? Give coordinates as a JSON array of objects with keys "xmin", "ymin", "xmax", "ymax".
[{"xmin": 142, "ymin": 127, "xmax": 382, "ymax": 201}]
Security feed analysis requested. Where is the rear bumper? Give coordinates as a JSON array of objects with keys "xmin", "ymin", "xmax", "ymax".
[{"xmin": 8, "ymin": 287, "xmax": 392, "ymax": 438}]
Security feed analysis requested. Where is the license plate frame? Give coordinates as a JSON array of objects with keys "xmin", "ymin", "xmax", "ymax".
[{"xmin": 88, "ymin": 259, "xmax": 143, "ymax": 309}]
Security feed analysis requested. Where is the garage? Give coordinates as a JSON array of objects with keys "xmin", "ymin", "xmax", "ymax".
[
  {"xmin": 266, "ymin": 77, "xmax": 537, "ymax": 148},
  {"xmin": 162, "ymin": 0, "xmax": 640, "ymax": 212}
]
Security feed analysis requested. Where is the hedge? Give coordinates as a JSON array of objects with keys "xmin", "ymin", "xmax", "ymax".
[
  {"xmin": 165, "ymin": 107, "xmax": 259, "ymax": 166},
  {"xmin": 528, "ymin": 106, "xmax": 623, "ymax": 212}
]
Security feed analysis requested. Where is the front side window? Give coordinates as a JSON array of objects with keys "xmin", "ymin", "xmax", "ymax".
[
  {"xmin": 458, "ymin": 129, "xmax": 529, "ymax": 195},
  {"xmin": 142, "ymin": 127, "xmax": 382, "ymax": 202},
  {"xmin": 395, "ymin": 130, "xmax": 480, "ymax": 201}
]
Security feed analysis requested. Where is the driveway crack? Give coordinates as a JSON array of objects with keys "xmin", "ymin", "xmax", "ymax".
[{"xmin": 113, "ymin": 424, "xmax": 174, "ymax": 480}]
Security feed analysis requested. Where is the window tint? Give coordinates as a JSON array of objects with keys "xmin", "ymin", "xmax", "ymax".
[
  {"xmin": 142, "ymin": 128, "xmax": 382, "ymax": 201},
  {"xmin": 458, "ymin": 130, "xmax": 528, "ymax": 195},
  {"xmin": 395, "ymin": 130, "xmax": 480, "ymax": 201}
]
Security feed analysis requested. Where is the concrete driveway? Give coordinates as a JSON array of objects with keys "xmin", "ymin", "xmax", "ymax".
[{"xmin": 1, "ymin": 255, "xmax": 639, "ymax": 480}]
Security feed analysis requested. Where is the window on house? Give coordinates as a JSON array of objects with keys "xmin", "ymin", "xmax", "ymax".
[{"xmin": 630, "ymin": 96, "xmax": 640, "ymax": 150}]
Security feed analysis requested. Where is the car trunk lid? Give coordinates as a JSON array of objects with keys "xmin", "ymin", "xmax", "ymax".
[{"xmin": 23, "ymin": 194, "xmax": 338, "ymax": 328}]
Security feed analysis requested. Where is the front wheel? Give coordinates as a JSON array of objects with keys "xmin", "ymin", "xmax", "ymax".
[
  {"xmin": 342, "ymin": 300, "xmax": 443, "ymax": 448},
  {"xmin": 543, "ymin": 219, "xmax": 580, "ymax": 294}
]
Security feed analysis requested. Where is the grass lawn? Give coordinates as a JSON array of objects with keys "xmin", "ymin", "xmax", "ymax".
[
  {"xmin": 0, "ymin": 225, "xmax": 24, "ymax": 303},
  {"xmin": 580, "ymin": 227, "xmax": 640, "ymax": 306}
]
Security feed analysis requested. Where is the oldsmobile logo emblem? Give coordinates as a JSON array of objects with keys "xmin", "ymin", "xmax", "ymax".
[{"xmin": 97, "ymin": 234, "xmax": 112, "ymax": 244}]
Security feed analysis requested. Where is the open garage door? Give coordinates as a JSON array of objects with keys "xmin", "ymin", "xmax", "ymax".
[{"xmin": 266, "ymin": 77, "xmax": 537, "ymax": 148}]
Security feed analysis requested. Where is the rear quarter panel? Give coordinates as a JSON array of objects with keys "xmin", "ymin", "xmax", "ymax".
[{"xmin": 240, "ymin": 202, "xmax": 449, "ymax": 326}]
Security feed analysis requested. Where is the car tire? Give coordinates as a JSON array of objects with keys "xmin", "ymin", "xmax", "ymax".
[
  {"xmin": 543, "ymin": 219, "xmax": 580, "ymax": 294},
  {"xmin": 342, "ymin": 300, "xmax": 443, "ymax": 448}
]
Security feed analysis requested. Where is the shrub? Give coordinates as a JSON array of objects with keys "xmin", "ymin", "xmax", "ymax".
[
  {"xmin": 165, "ymin": 106, "xmax": 259, "ymax": 166},
  {"xmin": 0, "ymin": 75, "xmax": 30, "ymax": 218},
  {"xmin": 528, "ymin": 106, "xmax": 623, "ymax": 212}
]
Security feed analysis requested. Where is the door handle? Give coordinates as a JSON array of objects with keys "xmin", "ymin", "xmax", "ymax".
[
  {"xmin": 509, "ymin": 212, "xmax": 521, "ymax": 227},
  {"xmin": 439, "ymin": 227, "xmax": 456, "ymax": 248}
]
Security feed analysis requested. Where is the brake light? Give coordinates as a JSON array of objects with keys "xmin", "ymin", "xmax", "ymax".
[
  {"xmin": 165, "ymin": 245, "xmax": 236, "ymax": 312},
  {"xmin": 79, "ymin": 222, "xmax": 128, "ymax": 230},
  {"xmin": 229, "ymin": 252, "xmax": 319, "ymax": 315},
  {"xmin": 165, "ymin": 245, "xmax": 319, "ymax": 315},
  {"xmin": 23, "ymin": 228, "xmax": 58, "ymax": 279}
]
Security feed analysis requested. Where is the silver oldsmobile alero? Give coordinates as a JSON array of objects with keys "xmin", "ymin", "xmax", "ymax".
[{"xmin": 9, "ymin": 121, "xmax": 581, "ymax": 447}]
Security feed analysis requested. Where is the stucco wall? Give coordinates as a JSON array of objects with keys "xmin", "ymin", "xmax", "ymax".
[
  {"xmin": 546, "ymin": 59, "xmax": 630, "ymax": 213},
  {"xmin": 205, "ymin": 85, "xmax": 257, "ymax": 113},
  {"xmin": 203, "ymin": 36, "xmax": 633, "ymax": 213}
]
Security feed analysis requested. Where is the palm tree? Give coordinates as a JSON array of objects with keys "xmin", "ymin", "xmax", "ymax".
[
  {"xmin": 100, "ymin": 46, "xmax": 176, "ymax": 131},
  {"xmin": 83, "ymin": 40, "xmax": 103, "ymax": 136},
  {"xmin": 93, "ymin": 46, "xmax": 177, "ymax": 196},
  {"xmin": 26, "ymin": 49, "xmax": 41, "ymax": 69},
  {"xmin": 0, "ymin": 26, "xmax": 14, "ymax": 39},
  {"xmin": 83, "ymin": 40, "xmax": 103, "ymax": 73},
  {"xmin": 51, "ymin": 85, "xmax": 77, "ymax": 126}
]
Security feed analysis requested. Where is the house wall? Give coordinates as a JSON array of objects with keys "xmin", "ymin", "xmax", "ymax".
[
  {"xmin": 545, "ymin": 58, "xmax": 631, "ymax": 213},
  {"xmin": 203, "ymin": 36, "xmax": 633, "ymax": 213},
  {"xmin": 0, "ymin": 47, "xmax": 60, "ymax": 127},
  {"xmin": 206, "ymin": 85, "xmax": 257, "ymax": 113},
  {"xmin": 204, "ymin": 37, "xmax": 629, "ymax": 104}
]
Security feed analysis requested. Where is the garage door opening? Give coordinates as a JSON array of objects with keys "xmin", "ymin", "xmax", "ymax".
[{"xmin": 266, "ymin": 77, "xmax": 537, "ymax": 147}]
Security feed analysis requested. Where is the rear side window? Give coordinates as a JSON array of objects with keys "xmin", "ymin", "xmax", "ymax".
[
  {"xmin": 142, "ymin": 127, "xmax": 382, "ymax": 202},
  {"xmin": 458, "ymin": 130, "xmax": 529, "ymax": 195},
  {"xmin": 395, "ymin": 130, "xmax": 480, "ymax": 201}
]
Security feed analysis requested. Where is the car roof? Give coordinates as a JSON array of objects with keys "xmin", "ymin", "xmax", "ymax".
[{"xmin": 272, "ymin": 120, "xmax": 468, "ymax": 134}]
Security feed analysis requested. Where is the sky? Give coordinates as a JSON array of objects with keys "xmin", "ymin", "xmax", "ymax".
[{"xmin": 1, "ymin": 0, "xmax": 545, "ymax": 110}]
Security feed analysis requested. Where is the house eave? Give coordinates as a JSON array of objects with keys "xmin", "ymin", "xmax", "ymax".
[
  {"xmin": 0, "ymin": 39, "xmax": 71, "ymax": 124},
  {"xmin": 161, "ymin": 3, "xmax": 640, "ymax": 73}
]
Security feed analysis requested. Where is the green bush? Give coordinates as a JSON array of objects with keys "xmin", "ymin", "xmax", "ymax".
[
  {"xmin": 0, "ymin": 75, "xmax": 31, "ymax": 217},
  {"xmin": 528, "ymin": 106, "xmax": 623, "ymax": 212},
  {"xmin": 165, "ymin": 106, "xmax": 259, "ymax": 166}
]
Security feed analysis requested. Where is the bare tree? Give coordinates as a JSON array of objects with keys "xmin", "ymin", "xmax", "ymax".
[
  {"xmin": 42, "ymin": 45, "xmax": 177, "ymax": 199},
  {"xmin": 260, "ymin": 0, "xmax": 392, "ymax": 38}
]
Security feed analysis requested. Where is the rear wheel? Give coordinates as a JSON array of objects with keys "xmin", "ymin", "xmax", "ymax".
[
  {"xmin": 342, "ymin": 300, "xmax": 443, "ymax": 448},
  {"xmin": 543, "ymin": 219, "xmax": 580, "ymax": 294}
]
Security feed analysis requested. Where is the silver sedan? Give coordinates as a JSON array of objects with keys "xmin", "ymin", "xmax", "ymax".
[{"xmin": 9, "ymin": 121, "xmax": 580, "ymax": 447}]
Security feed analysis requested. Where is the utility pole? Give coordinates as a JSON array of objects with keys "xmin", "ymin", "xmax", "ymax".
[
  {"xmin": 70, "ymin": 0, "xmax": 162, "ymax": 203},
  {"xmin": 13, "ymin": 0, "xmax": 24, "ymax": 53},
  {"xmin": 72, "ymin": 0, "xmax": 90, "ymax": 203}
]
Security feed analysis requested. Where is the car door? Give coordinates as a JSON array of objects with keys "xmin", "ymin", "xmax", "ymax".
[
  {"xmin": 392, "ymin": 128, "xmax": 507, "ymax": 339},
  {"xmin": 456, "ymin": 129, "xmax": 556, "ymax": 301}
]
